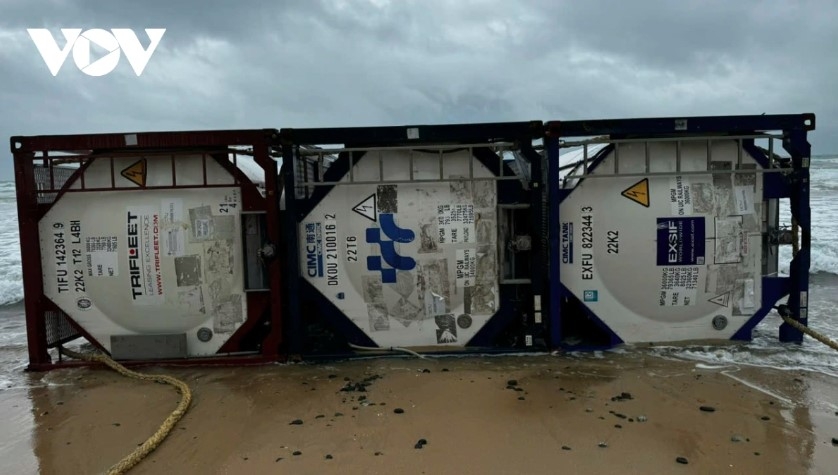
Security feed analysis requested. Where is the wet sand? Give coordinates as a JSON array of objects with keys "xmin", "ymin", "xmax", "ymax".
[{"xmin": 3, "ymin": 352, "xmax": 838, "ymax": 474}]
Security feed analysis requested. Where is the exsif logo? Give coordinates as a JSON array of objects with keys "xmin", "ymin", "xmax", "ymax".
[
  {"xmin": 27, "ymin": 28, "xmax": 165, "ymax": 76},
  {"xmin": 655, "ymin": 217, "xmax": 705, "ymax": 266},
  {"xmin": 366, "ymin": 213, "xmax": 416, "ymax": 283}
]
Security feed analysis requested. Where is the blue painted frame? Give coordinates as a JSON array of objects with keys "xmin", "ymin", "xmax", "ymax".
[
  {"xmin": 279, "ymin": 122, "xmax": 547, "ymax": 355},
  {"xmin": 545, "ymin": 114, "xmax": 815, "ymax": 348}
]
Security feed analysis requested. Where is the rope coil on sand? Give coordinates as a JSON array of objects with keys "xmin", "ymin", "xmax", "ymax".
[{"xmin": 59, "ymin": 347, "xmax": 192, "ymax": 475}]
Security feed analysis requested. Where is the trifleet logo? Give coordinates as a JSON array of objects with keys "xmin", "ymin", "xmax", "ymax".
[
  {"xmin": 366, "ymin": 213, "xmax": 416, "ymax": 283},
  {"xmin": 28, "ymin": 28, "xmax": 165, "ymax": 76}
]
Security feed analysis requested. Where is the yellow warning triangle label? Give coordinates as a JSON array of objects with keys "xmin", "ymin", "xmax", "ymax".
[
  {"xmin": 121, "ymin": 159, "xmax": 147, "ymax": 187},
  {"xmin": 621, "ymin": 178, "xmax": 649, "ymax": 207}
]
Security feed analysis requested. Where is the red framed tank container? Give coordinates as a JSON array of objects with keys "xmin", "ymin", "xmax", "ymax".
[{"xmin": 11, "ymin": 129, "xmax": 284, "ymax": 370}]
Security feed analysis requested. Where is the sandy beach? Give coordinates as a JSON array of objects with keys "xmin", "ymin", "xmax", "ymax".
[{"xmin": 2, "ymin": 351, "xmax": 837, "ymax": 475}]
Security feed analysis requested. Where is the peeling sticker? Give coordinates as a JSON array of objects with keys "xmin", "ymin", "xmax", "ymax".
[
  {"xmin": 162, "ymin": 199, "xmax": 184, "ymax": 223},
  {"xmin": 714, "ymin": 216, "xmax": 743, "ymax": 264},
  {"xmin": 213, "ymin": 294, "xmax": 243, "ymax": 334},
  {"xmin": 435, "ymin": 314, "xmax": 457, "ymax": 343},
  {"xmin": 733, "ymin": 186, "xmax": 755, "ymax": 215},
  {"xmin": 178, "ymin": 287, "xmax": 206, "ymax": 315},
  {"xmin": 174, "ymin": 255, "xmax": 202, "ymax": 287},
  {"xmin": 164, "ymin": 228, "xmax": 185, "ymax": 257}
]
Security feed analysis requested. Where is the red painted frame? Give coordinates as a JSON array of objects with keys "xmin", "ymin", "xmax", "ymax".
[{"xmin": 11, "ymin": 129, "xmax": 285, "ymax": 371}]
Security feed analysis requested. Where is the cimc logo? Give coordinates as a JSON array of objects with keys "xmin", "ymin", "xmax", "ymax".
[
  {"xmin": 365, "ymin": 213, "xmax": 416, "ymax": 283},
  {"xmin": 27, "ymin": 28, "xmax": 165, "ymax": 76}
]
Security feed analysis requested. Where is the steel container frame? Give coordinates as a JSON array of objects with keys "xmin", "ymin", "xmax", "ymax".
[
  {"xmin": 544, "ymin": 113, "xmax": 815, "ymax": 349},
  {"xmin": 279, "ymin": 121, "xmax": 551, "ymax": 357},
  {"xmin": 11, "ymin": 129, "xmax": 285, "ymax": 370}
]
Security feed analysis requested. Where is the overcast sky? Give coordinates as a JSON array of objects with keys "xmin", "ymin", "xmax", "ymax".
[{"xmin": 1, "ymin": 0, "xmax": 836, "ymax": 180}]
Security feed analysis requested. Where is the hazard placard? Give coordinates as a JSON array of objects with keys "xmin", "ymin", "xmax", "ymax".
[
  {"xmin": 121, "ymin": 159, "xmax": 147, "ymax": 187},
  {"xmin": 352, "ymin": 193, "xmax": 377, "ymax": 222},
  {"xmin": 621, "ymin": 178, "xmax": 649, "ymax": 207},
  {"xmin": 709, "ymin": 291, "xmax": 731, "ymax": 307}
]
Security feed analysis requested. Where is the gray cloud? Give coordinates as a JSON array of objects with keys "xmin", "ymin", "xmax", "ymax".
[{"xmin": 1, "ymin": 0, "xmax": 836, "ymax": 180}]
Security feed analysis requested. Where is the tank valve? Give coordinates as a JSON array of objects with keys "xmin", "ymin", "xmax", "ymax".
[
  {"xmin": 509, "ymin": 235, "xmax": 532, "ymax": 252},
  {"xmin": 769, "ymin": 229, "xmax": 794, "ymax": 245},
  {"xmin": 258, "ymin": 243, "xmax": 277, "ymax": 264}
]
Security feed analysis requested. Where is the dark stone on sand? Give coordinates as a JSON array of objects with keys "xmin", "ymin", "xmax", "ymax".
[
  {"xmin": 358, "ymin": 395, "xmax": 367, "ymax": 401},
  {"xmin": 518, "ymin": 397, "xmax": 525, "ymax": 401},
  {"xmin": 621, "ymin": 392, "xmax": 633, "ymax": 400},
  {"xmin": 415, "ymin": 438, "xmax": 428, "ymax": 449},
  {"xmin": 422, "ymin": 369, "xmax": 431, "ymax": 373},
  {"xmin": 562, "ymin": 446, "xmax": 571, "ymax": 450},
  {"xmin": 506, "ymin": 385, "xmax": 516, "ymax": 390},
  {"xmin": 316, "ymin": 414, "xmax": 325, "ymax": 419},
  {"xmin": 754, "ymin": 452, "xmax": 761, "ymax": 456},
  {"xmin": 293, "ymin": 451, "xmax": 302, "ymax": 456},
  {"xmin": 614, "ymin": 413, "xmax": 627, "ymax": 419},
  {"xmin": 699, "ymin": 406, "xmax": 716, "ymax": 412},
  {"xmin": 676, "ymin": 457, "xmax": 688, "ymax": 464},
  {"xmin": 598, "ymin": 442, "xmax": 607, "ymax": 448},
  {"xmin": 325, "ymin": 454, "xmax": 333, "ymax": 460},
  {"xmin": 275, "ymin": 457, "xmax": 283, "ymax": 462},
  {"xmin": 328, "ymin": 374, "xmax": 337, "ymax": 379},
  {"xmin": 831, "ymin": 437, "xmax": 838, "ymax": 445},
  {"xmin": 334, "ymin": 412, "xmax": 343, "ymax": 417},
  {"xmin": 394, "ymin": 408, "xmax": 405, "ymax": 414},
  {"xmin": 375, "ymin": 451, "xmax": 383, "ymax": 456},
  {"xmin": 442, "ymin": 368, "xmax": 449, "ymax": 372},
  {"xmin": 113, "ymin": 423, "xmax": 121, "ymax": 427},
  {"xmin": 507, "ymin": 380, "xmax": 518, "ymax": 386},
  {"xmin": 514, "ymin": 387, "xmax": 524, "ymax": 392},
  {"xmin": 615, "ymin": 424, "xmax": 622, "ymax": 429},
  {"xmin": 628, "ymin": 418, "xmax": 634, "ymax": 422},
  {"xmin": 289, "ymin": 419, "xmax": 303, "ymax": 425},
  {"xmin": 761, "ymin": 416, "xmax": 770, "ymax": 421}
]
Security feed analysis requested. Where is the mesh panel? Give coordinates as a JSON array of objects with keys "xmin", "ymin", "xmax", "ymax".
[
  {"xmin": 44, "ymin": 310, "xmax": 81, "ymax": 347},
  {"xmin": 34, "ymin": 165, "xmax": 77, "ymax": 204}
]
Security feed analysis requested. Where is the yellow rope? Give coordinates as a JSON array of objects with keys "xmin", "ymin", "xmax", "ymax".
[
  {"xmin": 779, "ymin": 314, "xmax": 838, "ymax": 352},
  {"xmin": 59, "ymin": 347, "xmax": 192, "ymax": 475},
  {"xmin": 781, "ymin": 219, "xmax": 838, "ymax": 350}
]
